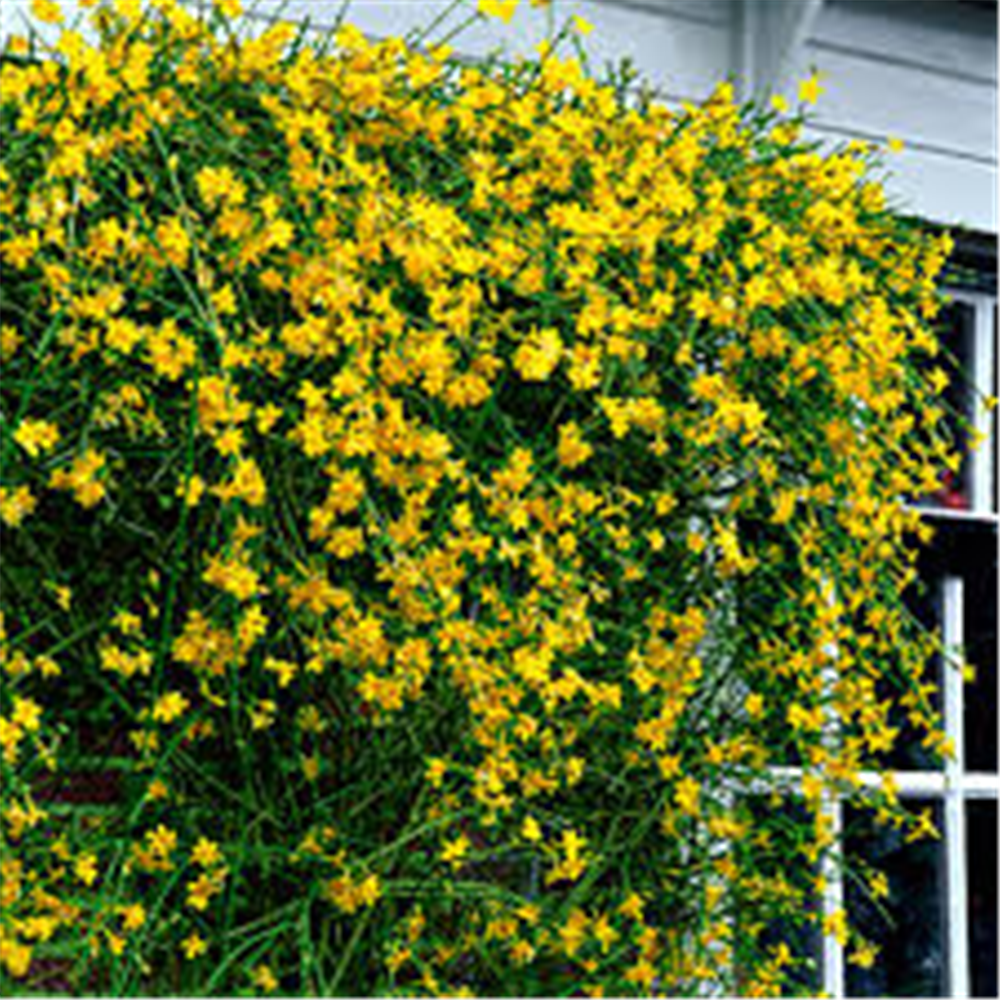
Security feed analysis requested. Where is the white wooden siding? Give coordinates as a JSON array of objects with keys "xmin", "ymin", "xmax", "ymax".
[
  {"xmin": 0, "ymin": 0, "xmax": 90, "ymax": 49},
  {"xmin": 802, "ymin": 46, "xmax": 994, "ymax": 162},
  {"xmin": 812, "ymin": 0, "xmax": 997, "ymax": 84},
  {"xmin": 258, "ymin": 0, "xmax": 731, "ymax": 103},
  {"xmin": 787, "ymin": 0, "xmax": 997, "ymax": 233},
  {"xmin": 1, "ymin": 0, "xmax": 996, "ymax": 232},
  {"xmin": 0, "ymin": 0, "xmax": 730, "ymax": 105}
]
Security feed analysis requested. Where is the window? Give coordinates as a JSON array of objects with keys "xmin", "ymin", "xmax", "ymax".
[
  {"xmin": 826, "ymin": 281, "xmax": 998, "ymax": 998},
  {"xmin": 735, "ymin": 277, "xmax": 999, "ymax": 998}
]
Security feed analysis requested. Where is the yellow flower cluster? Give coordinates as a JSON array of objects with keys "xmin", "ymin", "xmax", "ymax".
[{"xmin": 0, "ymin": 0, "xmax": 961, "ymax": 995}]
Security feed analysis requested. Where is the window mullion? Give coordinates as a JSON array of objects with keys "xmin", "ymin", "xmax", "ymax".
[
  {"xmin": 969, "ymin": 295, "xmax": 996, "ymax": 514},
  {"xmin": 821, "ymin": 794, "xmax": 845, "ymax": 999},
  {"xmin": 943, "ymin": 574, "xmax": 969, "ymax": 998},
  {"xmin": 820, "ymin": 586, "xmax": 845, "ymax": 999}
]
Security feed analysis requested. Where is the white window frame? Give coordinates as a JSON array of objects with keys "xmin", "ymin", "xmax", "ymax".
[
  {"xmin": 696, "ymin": 289, "xmax": 1000, "ymax": 1000},
  {"xmin": 727, "ymin": 290, "xmax": 1000, "ymax": 998},
  {"xmin": 813, "ymin": 287, "xmax": 999, "ymax": 999}
]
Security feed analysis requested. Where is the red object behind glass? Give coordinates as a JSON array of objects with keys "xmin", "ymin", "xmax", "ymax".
[{"xmin": 935, "ymin": 469, "xmax": 970, "ymax": 510}]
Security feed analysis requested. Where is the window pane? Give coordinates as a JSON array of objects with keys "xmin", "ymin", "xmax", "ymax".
[
  {"xmin": 845, "ymin": 801, "xmax": 946, "ymax": 998},
  {"xmin": 736, "ymin": 796, "xmax": 823, "ymax": 995},
  {"xmin": 920, "ymin": 301, "xmax": 977, "ymax": 511},
  {"xmin": 989, "ymin": 304, "xmax": 997, "ymax": 514},
  {"xmin": 968, "ymin": 800, "xmax": 998, "ymax": 999},
  {"xmin": 964, "ymin": 534, "xmax": 998, "ymax": 772},
  {"xmin": 874, "ymin": 574, "xmax": 943, "ymax": 772}
]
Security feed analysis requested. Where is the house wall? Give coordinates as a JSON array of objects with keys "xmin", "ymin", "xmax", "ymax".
[
  {"xmin": 1, "ymin": 0, "xmax": 996, "ymax": 232},
  {"xmin": 791, "ymin": 0, "xmax": 997, "ymax": 236},
  {"xmin": 178, "ymin": 0, "xmax": 737, "ymax": 106}
]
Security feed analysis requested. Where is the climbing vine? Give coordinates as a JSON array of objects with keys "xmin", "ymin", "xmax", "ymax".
[{"xmin": 0, "ymin": 0, "xmax": 974, "ymax": 994}]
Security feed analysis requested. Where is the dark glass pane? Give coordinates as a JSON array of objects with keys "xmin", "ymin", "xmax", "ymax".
[
  {"xmin": 993, "ymin": 305, "xmax": 998, "ymax": 515},
  {"xmin": 737, "ymin": 797, "xmax": 822, "ymax": 995},
  {"xmin": 876, "ymin": 574, "xmax": 943, "ymax": 772},
  {"xmin": 845, "ymin": 801, "xmax": 946, "ymax": 998},
  {"xmin": 965, "ymin": 538, "xmax": 998, "ymax": 772},
  {"xmin": 968, "ymin": 801, "xmax": 998, "ymax": 999},
  {"xmin": 919, "ymin": 301, "xmax": 976, "ymax": 511}
]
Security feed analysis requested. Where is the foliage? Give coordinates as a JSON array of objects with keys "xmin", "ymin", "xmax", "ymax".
[{"xmin": 0, "ymin": 0, "xmax": 971, "ymax": 994}]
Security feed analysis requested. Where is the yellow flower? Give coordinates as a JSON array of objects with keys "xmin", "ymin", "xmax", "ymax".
[
  {"xmin": 545, "ymin": 829, "xmax": 589, "ymax": 884},
  {"xmin": 177, "ymin": 474, "xmax": 206, "ymax": 507},
  {"xmin": 118, "ymin": 903, "xmax": 146, "ymax": 932},
  {"xmin": 441, "ymin": 834, "xmax": 471, "ymax": 869},
  {"xmin": 625, "ymin": 959, "xmax": 657, "ymax": 989},
  {"xmin": 869, "ymin": 871, "xmax": 889, "ymax": 900},
  {"xmin": 74, "ymin": 853, "xmax": 99, "ymax": 886},
  {"xmin": 618, "ymin": 892, "xmax": 646, "ymax": 922},
  {"xmin": 687, "ymin": 531, "xmax": 707, "ymax": 555},
  {"xmin": 13, "ymin": 419, "xmax": 60, "ymax": 458},
  {"xmin": 210, "ymin": 284, "xmax": 237, "ymax": 316},
  {"xmin": 146, "ymin": 778, "xmax": 170, "ymax": 801},
  {"xmin": 906, "ymin": 807, "xmax": 941, "ymax": 843},
  {"xmin": 249, "ymin": 699, "xmax": 277, "ymax": 730},
  {"xmin": 849, "ymin": 942, "xmax": 878, "ymax": 969},
  {"xmin": 822, "ymin": 908, "xmax": 848, "ymax": 946},
  {"xmin": 0, "ymin": 937, "xmax": 31, "ymax": 977},
  {"xmin": 49, "ymin": 449, "xmax": 107, "ymax": 508},
  {"xmin": 591, "ymin": 913, "xmax": 619, "ymax": 954},
  {"xmin": 256, "ymin": 404, "xmax": 282, "ymax": 434},
  {"xmin": 31, "ymin": 0, "xmax": 64, "ymax": 25},
  {"xmin": 572, "ymin": 15, "xmax": 594, "ymax": 36},
  {"xmin": 226, "ymin": 458, "xmax": 267, "ymax": 507},
  {"xmin": 478, "ymin": 0, "xmax": 519, "ymax": 23},
  {"xmin": 4, "ymin": 36, "xmax": 30, "ymax": 59},
  {"xmin": 12, "ymin": 698, "xmax": 41, "ymax": 732},
  {"xmin": 195, "ymin": 166, "xmax": 246, "ymax": 207},
  {"xmin": 425, "ymin": 757, "xmax": 448, "ymax": 787},
  {"xmin": 521, "ymin": 816, "xmax": 542, "ymax": 842},
  {"xmin": 264, "ymin": 656, "xmax": 297, "ymax": 688},
  {"xmin": 181, "ymin": 933, "xmax": 207, "ymax": 960},
  {"xmin": 147, "ymin": 824, "xmax": 178, "ymax": 859},
  {"xmin": 215, "ymin": 0, "xmax": 243, "ymax": 17},
  {"xmin": 0, "ymin": 486, "xmax": 38, "ymax": 528},
  {"xmin": 675, "ymin": 776, "xmax": 700, "ymax": 817},
  {"xmin": 113, "ymin": 0, "xmax": 143, "ymax": 22},
  {"xmin": 186, "ymin": 872, "xmax": 221, "ymax": 911},
  {"xmin": 357, "ymin": 874, "xmax": 381, "ymax": 907},
  {"xmin": 215, "ymin": 457, "xmax": 267, "ymax": 506},
  {"xmin": 155, "ymin": 216, "xmax": 191, "ymax": 268},
  {"xmin": 598, "ymin": 397, "xmax": 632, "ymax": 439},
  {"xmin": 152, "ymin": 690, "xmax": 190, "ymax": 724},
  {"xmin": 251, "ymin": 965, "xmax": 278, "ymax": 992},
  {"xmin": 798, "ymin": 72, "xmax": 824, "ymax": 105},
  {"xmin": 46, "ymin": 583, "xmax": 72, "ymax": 610},
  {"xmin": 202, "ymin": 554, "xmax": 262, "ymax": 602},
  {"xmin": 190, "ymin": 837, "xmax": 222, "ymax": 868},
  {"xmin": 558, "ymin": 909, "xmax": 588, "ymax": 957},
  {"xmin": 0, "ymin": 325, "xmax": 22, "ymax": 362},
  {"xmin": 557, "ymin": 422, "xmax": 593, "ymax": 469},
  {"xmin": 512, "ymin": 327, "xmax": 563, "ymax": 381}
]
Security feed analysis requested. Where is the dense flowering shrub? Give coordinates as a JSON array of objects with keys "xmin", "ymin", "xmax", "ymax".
[{"xmin": 0, "ymin": 0, "xmax": 975, "ymax": 994}]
